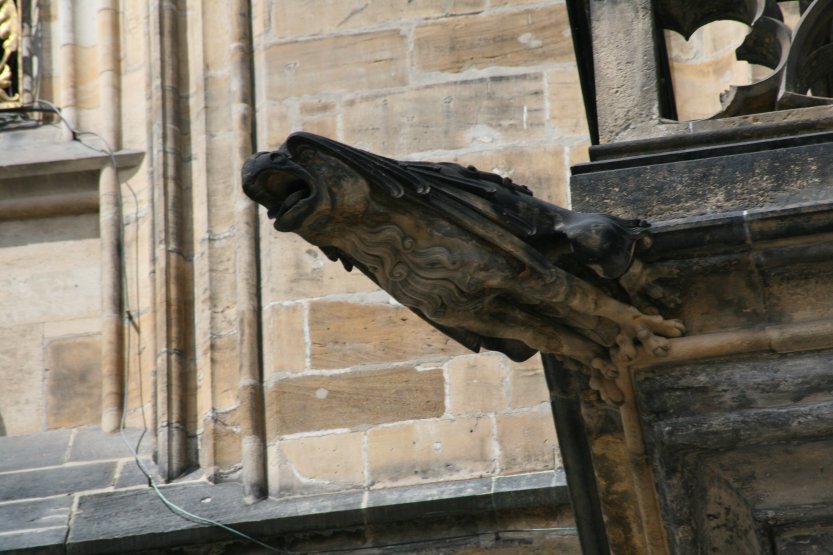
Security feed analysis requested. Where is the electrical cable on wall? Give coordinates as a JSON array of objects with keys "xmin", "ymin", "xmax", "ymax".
[{"xmin": 26, "ymin": 100, "xmax": 578, "ymax": 554}]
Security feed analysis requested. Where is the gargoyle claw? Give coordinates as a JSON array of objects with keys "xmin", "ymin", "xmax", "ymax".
[
  {"xmin": 611, "ymin": 314, "xmax": 684, "ymax": 360},
  {"xmin": 619, "ymin": 260, "xmax": 682, "ymax": 310},
  {"xmin": 589, "ymin": 364, "xmax": 624, "ymax": 405},
  {"xmin": 615, "ymin": 332, "xmax": 637, "ymax": 361},
  {"xmin": 592, "ymin": 357, "xmax": 619, "ymax": 379}
]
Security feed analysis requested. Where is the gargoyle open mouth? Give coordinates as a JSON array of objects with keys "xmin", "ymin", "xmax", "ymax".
[
  {"xmin": 262, "ymin": 173, "xmax": 312, "ymax": 218},
  {"xmin": 242, "ymin": 151, "xmax": 317, "ymax": 231}
]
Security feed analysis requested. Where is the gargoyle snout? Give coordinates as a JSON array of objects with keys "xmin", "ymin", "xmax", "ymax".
[
  {"xmin": 241, "ymin": 148, "xmax": 318, "ymax": 232},
  {"xmin": 241, "ymin": 151, "xmax": 274, "ymax": 194}
]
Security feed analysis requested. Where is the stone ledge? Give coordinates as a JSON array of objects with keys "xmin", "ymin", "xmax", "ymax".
[
  {"xmin": 570, "ymin": 130, "xmax": 833, "ymax": 221},
  {"xmin": 0, "ymin": 124, "xmax": 144, "ymax": 180},
  {"xmin": 62, "ymin": 470, "xmax": 567, "ymax": 554},
  {"xmin": 647, "ymin": 200, "xmax": 833, "ymax": 259},
  {"xmin": 0, "ymin": 142, "xmax": 144, "ymax": 180},
  {"xmin": 0, "ymin": 462, "xmax": 118, "ymax": 503},
  {"xmin": 0, "ymin": 430, "xmax": 72, "ymax": 473}
]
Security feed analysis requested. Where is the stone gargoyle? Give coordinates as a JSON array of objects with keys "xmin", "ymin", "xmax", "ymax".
[{"xmin": 242, "ymin": 132, "xmax": 684, "ymax": 404}]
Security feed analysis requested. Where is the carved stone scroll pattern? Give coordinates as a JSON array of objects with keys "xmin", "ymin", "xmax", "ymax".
[
  {"xmin": 334, "ymin": 222, "xmax": 482, "ymax": 319},
  {"xmin": 656, "ymin": 0, "xmax": 833, "ymax": 118}
]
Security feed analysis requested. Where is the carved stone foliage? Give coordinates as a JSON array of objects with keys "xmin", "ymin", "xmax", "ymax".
[
  {"xmin": 243, "ymin": 133, "xmax": 684, "ymax": 404},
  {"xmin": 0, "ymin": 0, "xmax": 21, "ymax": 107},
  {"xmin": 656, "ymin": 0, "xmax": 833, "ymax": 117}
]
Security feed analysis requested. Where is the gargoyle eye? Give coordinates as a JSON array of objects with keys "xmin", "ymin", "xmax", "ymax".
[{"xmin": 295, "ymin": 147, "xmax": 314, "ymax": 165}]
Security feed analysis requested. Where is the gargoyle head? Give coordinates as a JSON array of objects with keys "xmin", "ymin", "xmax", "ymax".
[{"xmin": 242, "ymin": 133, "xmax": 376, "ymax": 234}]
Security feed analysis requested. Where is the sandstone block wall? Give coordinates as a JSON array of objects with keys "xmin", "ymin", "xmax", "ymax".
[{"xmin": 1, "ymin": 0, "xmax": 588, "ymax": 501}]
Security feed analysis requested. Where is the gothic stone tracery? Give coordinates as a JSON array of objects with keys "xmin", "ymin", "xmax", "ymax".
[{"xmin": 658, "ymin": 0, "xmax": 833, "ymax": 117}]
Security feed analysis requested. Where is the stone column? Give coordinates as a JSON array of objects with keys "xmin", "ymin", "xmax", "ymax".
[
  {"xmin": 229, "ymin": 0, "xmax": 266, "ymax": 502},
  {"xmin": 97, "ymin": 0, "xmax": 124, "ymax": 434},
  {"xmin": 148, "ymin": 0, "xmax": 194, "ymax": 480},
  {"xmin": 587, "ymin": 0, "xmax": 662, "ymax": 143}
]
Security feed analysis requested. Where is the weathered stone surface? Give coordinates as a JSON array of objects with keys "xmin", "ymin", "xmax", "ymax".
[
  {"xmin": 446, "ymin": 354, "xmax": 507, "ymax": 415},
  {"xmin": 67, "ymin": 482, "xmax": 365, "ymax": 553},
  {"xmin": 267, "ymin": 367, "xmax": 444, "ymax": 435},
  {"xmin": 587, "ymin": 0, "xmax": 667, "ymax": 142},
  {"xmin": 496, "ymin": 409, "xmax": 559, "ymax": 474},
  {"xmin": 46, "ymin": 336, "xmax": 102, "ymax": 430},
  {"xmin": 0, "ymin": 323, "xmax": 44, "ymax": 436},
  {"xmin": 299, "ymin": 116, "xmax": 337, "ymax": 140},
  {"xmin": 197, "ymin": 331, "xmax": 241, "ymax": 410},
  {"xmin": 675, "ymin": 267, "xmax": 766, "ymax": 335},
  {"xmin": 264, "ymin": 31, "xmax": 408, "ymax": 99},
  {"xmin": 43, "ymin": 317, "xmax": 101, "ymax": 340},
  {"xmin": 263, "ymin": 303, "xmax": 307, "ymax": 375},
  {"xmin": 369, "ymin": 474, "xmax": 492, "ymax": 506},
  {"xmin": 507, "ymin": 359, "xmax": 549, "ymax": 409},
  {"xmin": 568, "ymin": 139, "xmax": 591, "ymax": 166},
  {"xmin": 0, "ymin": 238, "xmax": 101, "ymax": 326},
  {"xmin": 367, "ymin": 417, "xmax": 495, "ymax": 486},
  {"xmin": 451, "ymin": 146, "xmax": 569, "ymax": 207},
  {"xmin": 0, "ymin": 429, "xmax": 71, "ymax": 472},
  {"xmin": 204, "ymin": 408, "xmax": 242, "ymax": 469},
  {"xmin": 571, "ymin": 136, "xmax": 833, "ymax": 221},
  {"xmin": 0, "ymin": 462, "xmax": 117, "ymax": 502},
  {"xmin": 115, "ymin": 458, "xmax": 156, "ymax": 489},
  {"xmin": 493, "ymin": 470, "xmax": 568, "ymax": 505},
  {"xmin": 0, "ymin": 527, "xmax": 68, "ymax": 554},
  {"xmin": 67, "ymin": 427, "xmax": 148, "ymax": 462},
  {"xmin": 637, "ymin": 351, "xmax": 833, "ymax": 425},
  {"xmin": 275, "ymin": 432, "xmax": 364, "ymax": 496},
  {"xmin": 299, "ymin": 99, "xmax": 337, "ymax": 117},
  {"xmin": 0, "ymin": 496, "xmax": 72, "ymax": 533},
  {"xmin": 308, "ymin": 301, "xmax": 467, "ymax": 369},
  {"xmin": 75, "ymin": 46, "xmax": 101, "ymax": 110},
  {"xmin": 414, "ymin": 7, "xmax": 572, "ymax": 73},
  {"xmin": 0, "ymin": 1, "xmax": 589, "ymax": 550},
  {"xmin": 548, "ymin": 67, "xmax": 590, "ymax": 138},
  {"xmin": 764, "ymin": 260, "xmax": 833, "ymax": 325},
  {"xmin": 66, "ymin": 472, "xmax": 567, "ymax": 553},
  {"xmin": 0, "ymin": 213, "xmax": 99, "ymax": 249},
  {"xmin": 263, "ymin": 234, "xmax": 379, "ymax": 302},
  {"xmin": 270, "ymin": 0, "xmax": 485, "ymax": 37},
  {"xmin": 343, "ymin": 74, "xmax": 546, "ymax": 155},
  {"xmin": 258, "ymin": 99, "xmax": 294, "ymax": 152}
]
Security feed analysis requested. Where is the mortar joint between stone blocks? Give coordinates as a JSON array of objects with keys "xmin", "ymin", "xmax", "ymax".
[{"xmin": 62, "ymin": 427, "xmax": 79, "ymax": 464}]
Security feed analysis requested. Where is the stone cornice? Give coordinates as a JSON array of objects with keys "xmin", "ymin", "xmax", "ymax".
[{"xmin": 1, "ymin": 141, "xmax": 143, "ymax": 180}]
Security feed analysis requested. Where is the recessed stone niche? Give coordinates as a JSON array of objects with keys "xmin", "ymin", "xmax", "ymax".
[{"xmin": 0, "ymin": 125, "xmax": 142, "ymax": 436}]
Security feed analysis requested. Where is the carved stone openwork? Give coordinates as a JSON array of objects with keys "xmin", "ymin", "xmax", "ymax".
[
  {"xmin": 0, "ymin": 0, "xmax": 21, "ymax": 108},
  {"xmin": 657, "ymin": 0, "xmax": 833, "ymax": 118}
]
